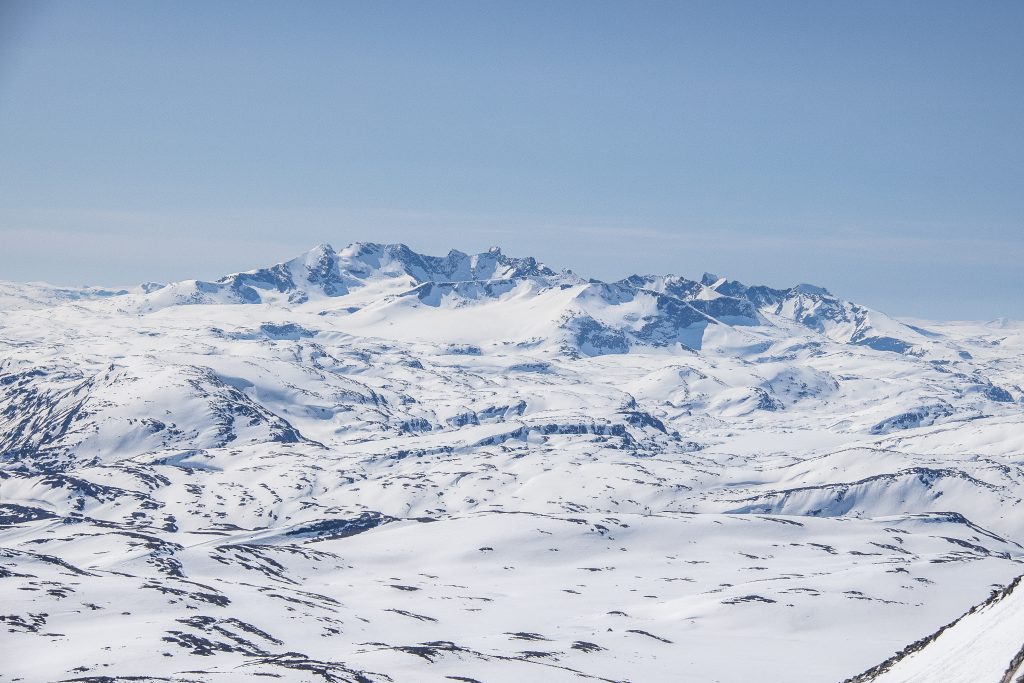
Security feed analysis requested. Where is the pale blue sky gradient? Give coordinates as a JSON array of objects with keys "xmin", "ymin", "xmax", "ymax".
[{"xmin": 1, "ymin": 1, "xmax": 1022, "ymax": 318}]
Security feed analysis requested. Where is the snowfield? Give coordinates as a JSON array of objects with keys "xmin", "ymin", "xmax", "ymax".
[{"xmin": 1, "ymin": 242, "xmax": 1023, "ymax": 682}]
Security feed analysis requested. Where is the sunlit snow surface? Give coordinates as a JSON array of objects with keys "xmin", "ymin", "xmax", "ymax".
[{"xmin": 1, "ymin": 244, "xmax": 1023, "ymax": 682}]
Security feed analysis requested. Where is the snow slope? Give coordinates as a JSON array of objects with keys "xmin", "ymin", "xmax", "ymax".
[
  {"xmin": 1, "ymin": 242, "xmax": 1023, "ymax": 682},
  {"xmin": 844, "ymin": 576, "xmax": 1024, "ymax": 683}
]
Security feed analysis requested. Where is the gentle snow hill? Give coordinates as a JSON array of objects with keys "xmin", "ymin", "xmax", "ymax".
[
  {"xmin": 0, "ymin": 280, "xmax": 148, "ymax": 310},
  {"xmin": 1, "ymin": 241, "xmax": 1023, "ymax": 683}
]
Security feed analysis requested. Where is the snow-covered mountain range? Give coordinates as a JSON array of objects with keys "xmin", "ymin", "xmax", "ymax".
[{"xmin": 2, "ymin": 242, "xmax": 1023, "ymax": 682}]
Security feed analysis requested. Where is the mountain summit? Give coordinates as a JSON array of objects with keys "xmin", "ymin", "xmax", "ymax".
[{"xmin": 108, "ymin": 242, "xmax": 934, "ymax": 358}]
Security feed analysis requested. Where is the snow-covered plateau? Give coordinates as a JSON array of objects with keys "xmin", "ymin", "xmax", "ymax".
[{"xmin": 2, "ymin": 242, "xmax": 1023, "ymax": 682}]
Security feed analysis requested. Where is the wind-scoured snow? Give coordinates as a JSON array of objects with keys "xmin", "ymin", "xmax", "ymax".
[{"xmin": 1, "ymin": 242, "xmax": 1022, "ymax": 682}]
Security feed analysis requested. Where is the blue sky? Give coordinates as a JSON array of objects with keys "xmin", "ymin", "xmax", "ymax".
[{"xmin": 0, "ymin": 1, "xmax": 1021, "ymax": 318}]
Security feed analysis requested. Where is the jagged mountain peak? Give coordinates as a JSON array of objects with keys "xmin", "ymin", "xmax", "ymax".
[
  {"xmin": 18, "ymin": 241, "xmax": 943, "ymax": 359},
  {"xmin": 303, "ymin": 242, "xmax": 337, "ymax": 261},
  {"xmin": 333, "ymin": 241, "xmax": 555, "ymax": 284},
  {"xmin": 791, "ymin": 282, "xmax": 832, "ymax": 297},
  {"xmin": 136, "ymin": 242, "xmax": 852, "ymax": 320},
  {"xmin": 135, "ymin": 242, "xmax": 560, "ymax": 310},
  {"xmin": 701, "ymin": 272, "xmax": 722, "ymax": 287}
]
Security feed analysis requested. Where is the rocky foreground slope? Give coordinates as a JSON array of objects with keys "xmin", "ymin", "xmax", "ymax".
[{"xmin": 2, "ymin": 243, "xmax": 1023, "ymax": 682}]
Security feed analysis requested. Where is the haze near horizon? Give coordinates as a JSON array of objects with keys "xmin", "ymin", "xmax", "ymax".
[{"xmin": 0, "ymin": 1, "xmax": 1021, "ymax": 318}]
